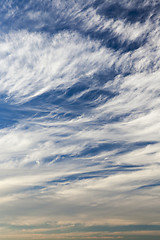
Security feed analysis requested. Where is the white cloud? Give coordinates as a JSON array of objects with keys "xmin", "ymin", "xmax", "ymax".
[{"xmin": 0, "ymin": 30, "xmax": 116, "ymax": 103}]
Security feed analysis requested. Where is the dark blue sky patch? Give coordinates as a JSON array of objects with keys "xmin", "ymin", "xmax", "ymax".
[
  {"xmin": 78, "ymin": 142, "xmax": 122, "ymax": 157},
  {"xmin": 78, "ymin": 141, "xmax": 158, "ymax": 159},
  {"xmin": 83, "ymin": 28, "xmax": 146, "ymax": 53},
  {"xmin": 78, "ymin": 89, "xmax": 116, "ymax": 102},
  {"xmin": 137, "ymin": 181, "xmax": 160, "ymax": 190},
  {"xmin": 92, "ymin": 70, "xmax": 117, "ymax": 85},
  {"xmin": 0, "ymin": 103, "xmax": 18, "ymax": 128},
  {"xmin": 133, "ymin": 141, "xmax": 158, "ymax": 147},
  {"xmin": 63, "ymin": 90, "xmax": 117, "ymax": 112},
  {"xmin": 126, "ymin": 8, "xmax": 151, "ymax": 23},
  {"xmin": 116, "ymin": 164, "xmax": 145, "ymax": 170},
  {"xmin": 46, "ymin": 166, "xmax": 141, "ymax": 185},
  {"xmin": 122, "ymin": 37, "xmax": 147, "ymax": 52},
  {"xmin": 65, "ymin": 82, "xmax": 89, "ymax": 98},
  {"xmin": 0, "ymin": 102, "xmax": 36, "ymax": 129},
  {"xmin": 92, "ymin": 0, "xmax": 106, "ymax": 9},
  {"xmin": 24, "ymin": 89, "xmax": 65, "ymax": 106},
  {"xmin": 96, "ymin": 2, "xmax": 152, "ymax": 24},
  {"xmin": 97, "ymin": 3, "xmax": 126, "ymax": 20},
  {"xmin": 82, "ymin": 29, "xmax": 123, "ymax": 51},
  {"xmin": 23, "ymin": 85, "xmax": 117, "ymax": 119}
]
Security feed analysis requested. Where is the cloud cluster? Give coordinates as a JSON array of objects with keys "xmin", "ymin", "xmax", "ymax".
[
  {"xmin": 0, "ymin": 0, "xmax": 160, "ymax": 239},
  {"xmin": 0, "ymin": 30, "xmax": 116, "ymax": 103}
]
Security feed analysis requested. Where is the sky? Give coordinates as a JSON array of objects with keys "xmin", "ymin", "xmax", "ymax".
[{"xmin": 0, "ymin": 0, "xmax": 160, "ymax": 239}]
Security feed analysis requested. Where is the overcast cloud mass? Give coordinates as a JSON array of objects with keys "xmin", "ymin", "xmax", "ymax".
[{"xmin": 0, "ymin": 0, "xmax": 160, "ymax": 239}]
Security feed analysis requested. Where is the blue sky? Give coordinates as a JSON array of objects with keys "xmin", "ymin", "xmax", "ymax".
[{"xmin": 0, "ymin": 0, "xmax": 160, "ymax": 239}]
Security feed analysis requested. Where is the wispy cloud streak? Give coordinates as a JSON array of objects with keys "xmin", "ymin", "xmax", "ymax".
[{"xmin": 0, "ymin": 0, "xmax": 160, "ymax": 239}]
